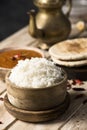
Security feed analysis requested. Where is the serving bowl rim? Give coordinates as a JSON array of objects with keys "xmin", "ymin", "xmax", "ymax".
[
  {"xmin": 0, "ymin": 46, "xmax": 44, "ymax": 70},
  {"xmin": 5, "ymin": 69, "xmax": 67, "ymax": 91}
]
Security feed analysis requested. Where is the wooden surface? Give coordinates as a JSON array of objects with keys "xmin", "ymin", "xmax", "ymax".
[
  {"xmin": 4, "ymin": 93, "xmax": 70, "ymax": 123},
  {"xmin": 0, "ymin": 24, "xmax": 87, "ymax": 130}
]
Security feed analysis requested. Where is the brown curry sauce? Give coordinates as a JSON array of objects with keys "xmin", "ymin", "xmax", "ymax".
[{"xmin": 0, "ymin": 49, "xmax": 42, "ymax": 68}]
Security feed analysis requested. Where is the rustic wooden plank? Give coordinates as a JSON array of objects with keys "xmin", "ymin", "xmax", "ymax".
[
  {"xmin": 61, "ymin": 101, "xmax": 87, "ymax": 130},
  {"xmin": 58, "ymin": 82, "xmax": 87, "ymax": 130},
  {"xmin": 0, "ymin": 92, "xmax": 16, "ymax": 130},
  {"xmin": 0, "ymin": 26, "xmax": 36, "ymax": 49},
  {"xmin": 7, "ymin": 82, "xmax": 87, "ymax": 130},
  {"xmin": 0, "ymin": 80, "xmax": 7, "ymax": 95}
]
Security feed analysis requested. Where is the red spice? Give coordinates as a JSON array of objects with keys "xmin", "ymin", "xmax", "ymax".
[
  {"xmin": 75, "ymin": 79, "xmax": 83, "ymax": 85},
  {"xmin": 72, "ymin": 87, "xmax": 85, "ymax": 91},
  {"xmin": 72, "ymin": 79, "xmax": 84, "ymax": 85},
  {"xmin": 0, "ymin": 97, "xmax": 3, "ymax": 101},
  {"xmin": 13, "ymin": 54, "xmax": 21, "ymax": 60},
  {"xmin": 72, "ymin": 80, "xmax": 76, "ymax": 85},
  {"xmin": 12, "ymin": 54, "xmax": 27, "ymax": 61},
  {"xmin": 0, "ymin": 121, "xmax": 3, "ymax": 124}
]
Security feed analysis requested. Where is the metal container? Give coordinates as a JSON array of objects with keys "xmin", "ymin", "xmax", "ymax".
[{"xmin": 28, "ymin": 0, "xmax": 72, "ymax": 46}]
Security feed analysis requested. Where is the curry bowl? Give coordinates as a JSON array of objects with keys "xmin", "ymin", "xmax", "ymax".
[
  {"xmin": 0, "ymin": 47, "xmax": 44, "ymax": 80},
  {"xmin": 5, "ymin": 70, "xmax": 67, "ymax": 111}
]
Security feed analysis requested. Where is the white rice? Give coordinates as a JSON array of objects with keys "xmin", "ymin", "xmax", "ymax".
[{"xmin": 9, "ymin": 58, "xmax": 64, "ymax": 88}]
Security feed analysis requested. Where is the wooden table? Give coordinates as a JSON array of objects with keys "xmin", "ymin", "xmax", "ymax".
[{"xmin": 0, "ymin": 25, "xmax": 87, "ymax": 130}]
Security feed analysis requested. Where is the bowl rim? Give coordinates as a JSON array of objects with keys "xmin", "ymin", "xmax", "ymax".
[
  {"xmin": 0, "ymin": 46, "xmax": 44, "ymax": 70},
  {"xmin": 5, "ymin": 69, "xmax": 67, "ymax": 91}
]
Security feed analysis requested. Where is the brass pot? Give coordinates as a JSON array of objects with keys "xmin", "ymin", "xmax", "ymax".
[
  {"xmin": 28, "ymin": 0, "xmax": 72, "ymax": 46},
  {"xmin": 6, "ymin": 70, "xmax": 67, "ymax": 111}
]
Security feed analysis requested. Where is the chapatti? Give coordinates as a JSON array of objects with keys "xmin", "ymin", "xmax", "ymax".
[
  {"xmin": 49, "ymin": 38, "xmax": 87, "ymax": 61},
  {"xmin": 52, "ymin": 56, "xmax": 87, "ymax": 67}
]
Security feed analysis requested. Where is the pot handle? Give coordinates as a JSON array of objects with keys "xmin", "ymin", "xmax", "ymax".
[{"xmin": 64, "ymin": 0, "xmax": 72, "ymax": 17}]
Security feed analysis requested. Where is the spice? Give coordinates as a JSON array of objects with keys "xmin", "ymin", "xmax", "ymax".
[
  {"xmin": 11, "ymin": 54, "xmax": 21, "ymax": 60},
  {"xmin": 72, "ymin": 79, "xmax": 84, "ymax": 85},
  {"xmin": 0, "ymin": 121, "xmax": 3, "ymax": 124},
  {"xmin": 74, "ymin": 79, "xmax": 83, "ymax": 85},
  {"xmin": 72, "ymin": 87, "xmax": 85, "ymax": 91},
  {"xmin": 0, "ymin": 97, "xmax": 3, "ymax": 101},
  {"xmin": 11, "ymin": 53, "xmax": 27, "ymax": 61}
]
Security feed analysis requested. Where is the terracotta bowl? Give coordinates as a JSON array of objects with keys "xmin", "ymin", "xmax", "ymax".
[
  {"xmin": 0, "ymin": 47, "xmax": 44, "ymax": 81},
  {"xmin": 5, "ymin": 69, "xmax": 67, "ymax": 111}
]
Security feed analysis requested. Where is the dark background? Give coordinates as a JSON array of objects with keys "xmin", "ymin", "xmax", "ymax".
[{"xmin": 0, "ymin": 0, "xmax": 36, "ymax": 41}]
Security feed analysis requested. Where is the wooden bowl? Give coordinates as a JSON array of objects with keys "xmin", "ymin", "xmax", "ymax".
[
  {"xmin": 4, "ymin": 93, "xmax": 70, "ymax": 122},
  {"xmin": 0, "ymin": 47, "xmax": 44, "ymax": 81},
  {"xmin": 5, "ymin": 70, "xmax": 67, "ymax": 111}
]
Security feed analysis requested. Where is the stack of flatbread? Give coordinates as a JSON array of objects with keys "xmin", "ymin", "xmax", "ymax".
[{"xmin": 49, "ymin": 38, "xmax": 87, "ymax": 67}]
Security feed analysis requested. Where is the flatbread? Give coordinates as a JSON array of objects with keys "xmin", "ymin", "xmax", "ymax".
[
  {"xmin": 51, "ymin": 56, "xmax": 87, "ymax": 67},
  {"xmin": 49, "ymin": 38, "xmax": 87, "ymax": 61}
]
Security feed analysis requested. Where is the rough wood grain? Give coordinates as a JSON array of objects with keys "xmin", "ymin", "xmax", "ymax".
[
  {"xmin": 61, "ymin": 101, "xmax": 87, "ymax": 130},
  {"xmin": 5, "ymin": 82, "xmax": 87, "ymax": 130},
  {"xmin": 0, "ymin": 80, "xmax": 7, "ymax": 95},
  {"xmin": 0, "ymin": 92, "xmax": 16, "ymax": 130},
  {"xmin": 0, "ymin": 26, "xmax": 36, "ymax": 49}
]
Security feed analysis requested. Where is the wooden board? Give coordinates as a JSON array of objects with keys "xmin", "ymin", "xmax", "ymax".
[
  {"xmin": 0, "ymin": 92, "xmax": 16, "ymax": 130},
  {"xmin": 4, "ymin": 93, "xmax": 70, "ymax": 123}
]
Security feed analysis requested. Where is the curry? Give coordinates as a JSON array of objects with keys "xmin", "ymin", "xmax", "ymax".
[{"xmin": 0, "ymin": 49, "xmax": 42, "ymax": 68}]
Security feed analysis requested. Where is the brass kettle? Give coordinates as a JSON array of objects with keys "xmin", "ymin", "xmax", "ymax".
[{"xmin": 28, "ymin": 0, "xmax": 72, "ymax": 46}]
